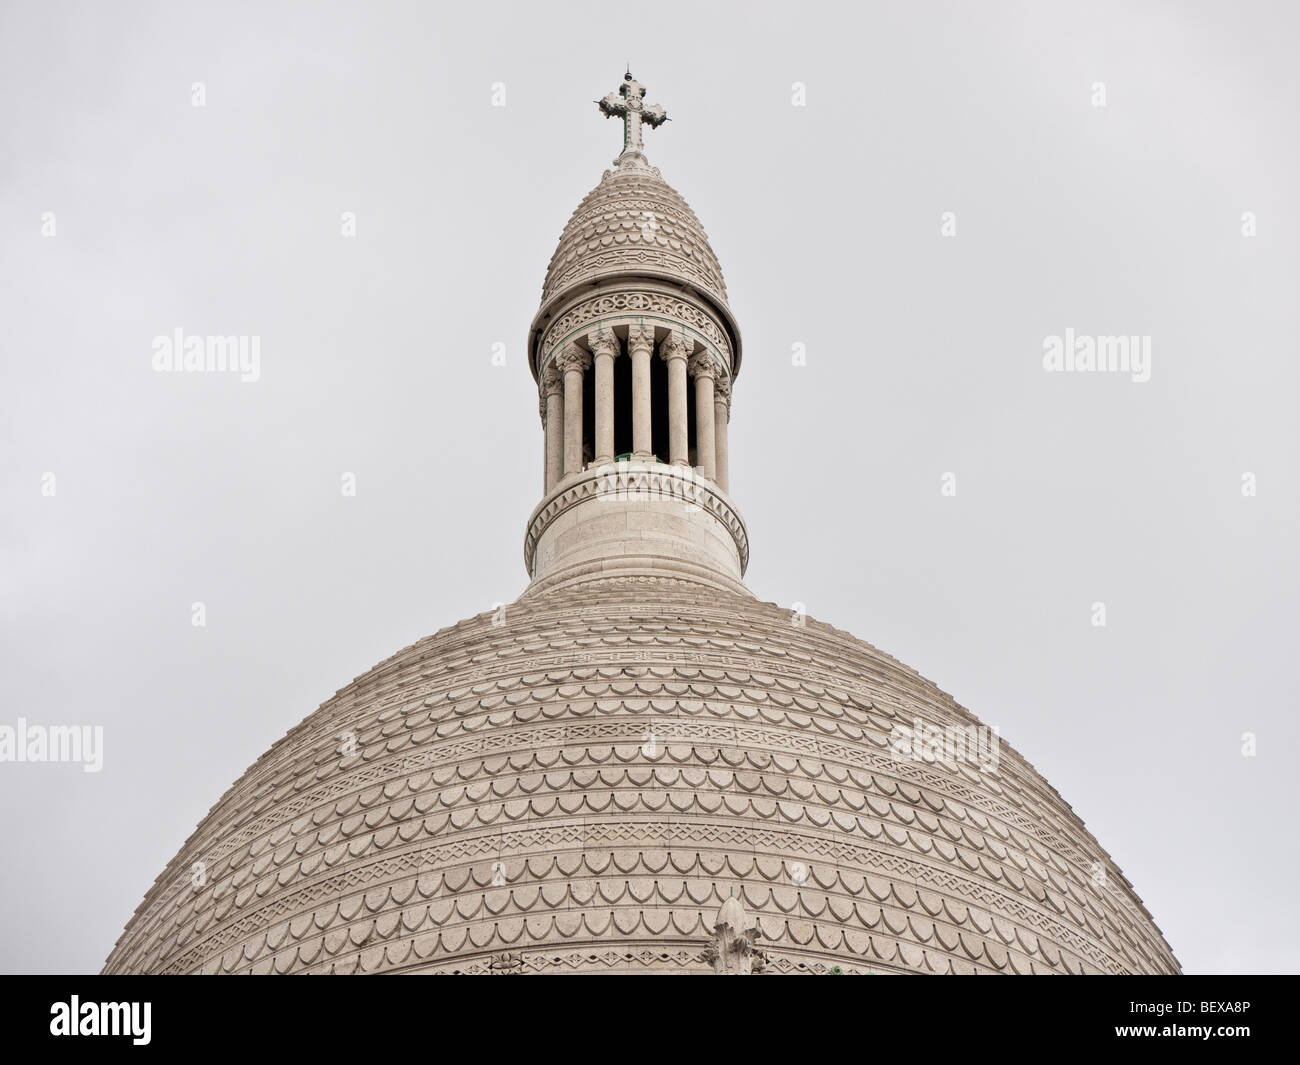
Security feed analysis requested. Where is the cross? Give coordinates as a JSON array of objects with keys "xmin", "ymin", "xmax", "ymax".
[{"xmin": 597, "ymin": 72, "xmax": 668, "ymax": 167}]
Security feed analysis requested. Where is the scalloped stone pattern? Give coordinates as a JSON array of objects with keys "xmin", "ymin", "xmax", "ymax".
[
  {"xmin": 540, "ymin": 167, "xmax": 729, "ymax": 313},
  {"xmin": 103, "ymin": 578, "xmax": 1179, "ymax": 975}
]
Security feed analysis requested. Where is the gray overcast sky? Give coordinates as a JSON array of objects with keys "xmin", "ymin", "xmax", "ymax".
[{"xmin": 2, "ymin": 0, "xmax": 1297, "ymax": 974}]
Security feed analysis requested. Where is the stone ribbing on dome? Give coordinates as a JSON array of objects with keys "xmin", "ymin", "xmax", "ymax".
[{"xmin": 103, "ymin": 578, "xmax": 1180, "ymax": 976}]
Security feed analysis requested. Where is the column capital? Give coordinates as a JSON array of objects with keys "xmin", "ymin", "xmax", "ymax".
[
  {"xmin": 714, "ymin": 374, "xmax": 732, "ymax": 404},
  {"xmin": 586, "ymin": 330, "xmax": 619, "ymax": 360},
  {"xmin": 688, "ymin": 352, "xmax": 718, "ymax": 380},
  {"xmin": 659, "ymin": 333, "xmax": 690, "ymax": 364},
  {"xmin": 541, "ymin": 364, "xmax": 564, "ymax": 396},
  {"xmin": 555, "ymin": 344, "xmax": 592, "ymax": 374},
  {"xmin": 627, "ymin": 323, "xmax": 655, "ymax": 356}
]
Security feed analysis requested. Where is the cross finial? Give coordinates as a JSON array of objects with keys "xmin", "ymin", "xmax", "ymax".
[{"xmin": 597, "ymin": 72, "xmax": 668, "ymax": 169}]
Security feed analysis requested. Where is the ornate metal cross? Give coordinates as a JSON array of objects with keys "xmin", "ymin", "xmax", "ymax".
[{"xmin": 598, "ymin": 72, "xmax": 667, "ymax": 166}]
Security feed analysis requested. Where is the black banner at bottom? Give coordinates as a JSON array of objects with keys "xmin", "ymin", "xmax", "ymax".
[{"xmin": 0, "ymin": 973, "xmax": 1288, "ymax": 1054}]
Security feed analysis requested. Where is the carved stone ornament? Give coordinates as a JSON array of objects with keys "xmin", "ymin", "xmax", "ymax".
[
  {"xmin": 540, "ymin": 286, "xmax": 733, "ymax": 367},
  {"xmin": 658, "ymin": 333, "xmax": 689, "ymax": 363},
  {"xmin": 488, "ymin": 951, "xmax": 525, "ymax": 974},
  {"xmin": 597, "ymin": 72, "xmax": 668, "ymax": 169},
  {"xmin": 586, "ymin": 330, "xmax": 620, "ymax": 360},
  {"xmin": 626, "ymin": 322, "xmax": 655, "ymax": 356},
  {"xmin": 687, "ymin": 352, "xmax": 717, "ymax": 380},
  {"xmin": 554, "ymin": 344, "xmax": 592, "ymax": 375},
  {"xmin": 538, "ymin": 365, "xmax": 563, "ymax": 421},
  {"xmin": 700, "ymin": 896, "xmax": 764, "ymax": 975}
]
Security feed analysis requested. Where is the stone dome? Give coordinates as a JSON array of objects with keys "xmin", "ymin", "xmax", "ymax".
[
  {"xmin": 542, "ymin": 167, "xmax": 729, "ymax": 312},
  {"xmin": 103, "ymin": 577, "xmax": 1179, "ymax": 975},
  {"xmin": 534, "ymin": 166, "xmax": 742, "ymax": 376},
  {"xmin": 104, "ymin": 75, "xmax": 1179, "ymax": 976}
]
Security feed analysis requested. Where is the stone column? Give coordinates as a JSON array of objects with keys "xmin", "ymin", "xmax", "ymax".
[
  {"xmin": 659, "ymin": 334, "xmax": 690, "ymax": 467},
  {"xmin": 556, "ymin": 344, "xmax": 591, "ymax": 478},
  {"xmin": 714, "ymin": 374, "xmax": 731, "ymax": 493},
  {"xmin": 689, "ymin": 354, "xmax": 717, "ymax": 481},
  {"xmin": 588, "ymin": 330, "xmax": 618, "ymax": 466},
  {"xmin": 542, "ymin": 364, "xmax": 564, "ymax": 492},
  {"xmin": 627, "ymin": 324, "xmax": 654, "ymax": 459}
]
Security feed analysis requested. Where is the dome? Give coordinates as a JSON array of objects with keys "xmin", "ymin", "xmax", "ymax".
[
  {"xmin": 103, "ymin": 577, "xmax": 1179, "ymax": 975},
  {"xmin": 542, "ymin": 167, "xmax": 729, "ymax": 313},
  {"xmin": 532, "ymin": 165, "xmax": 742, "ymax": 377},
  {"xmin": 104, "ymin": 74, "xmax": 1179, "ymax": 976}
]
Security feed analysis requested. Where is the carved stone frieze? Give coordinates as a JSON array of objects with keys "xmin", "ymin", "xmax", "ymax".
[{"xmin": 539, "ymin": 286, "xmax": 734, "ymax": 371}]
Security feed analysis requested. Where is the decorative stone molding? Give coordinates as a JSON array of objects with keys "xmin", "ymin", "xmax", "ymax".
[
  {"xmin": 487, "ymin": 951, "xmax": 525, "ymax": 974},
  {"xmin": 539, "ymin": 285, "xmax": 735, "ymax": 371}
]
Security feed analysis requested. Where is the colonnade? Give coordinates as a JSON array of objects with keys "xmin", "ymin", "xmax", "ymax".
[{"xmin": 541, "ymin": 325, "xmax": 731, "ymax": 493}]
